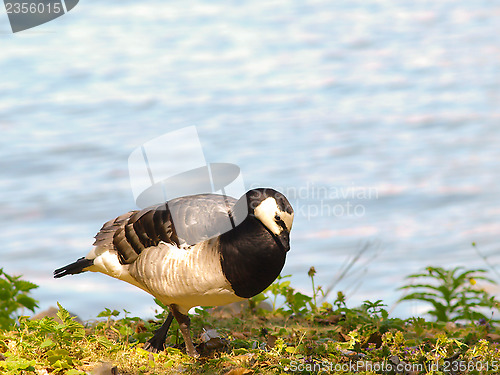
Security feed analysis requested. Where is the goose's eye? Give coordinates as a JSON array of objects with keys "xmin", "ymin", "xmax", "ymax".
[{"xmin": 274, "ymin": 213, "xmax": 281, "ymax": 221}]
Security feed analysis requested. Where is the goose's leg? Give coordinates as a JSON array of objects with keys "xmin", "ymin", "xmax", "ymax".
[
  {"xmin": 143, "ymin": 312, "xmax": 174, "ymax": 353},
  {"xmin": 170, "ymin": 305, "xmax": 199, "ymax": 357}
]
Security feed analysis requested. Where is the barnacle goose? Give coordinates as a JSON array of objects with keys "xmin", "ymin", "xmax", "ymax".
[{"xmin": 54, "ymin": 188, "xmax": 293, "ymax": 357}]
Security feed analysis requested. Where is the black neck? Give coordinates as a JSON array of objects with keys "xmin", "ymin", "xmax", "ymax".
[{"xmin": 219, "ymin": 216, "xmax": 287, "ymax": 298}]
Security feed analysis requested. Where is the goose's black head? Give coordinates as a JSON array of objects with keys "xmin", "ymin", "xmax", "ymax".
[
  {"xmin": 233, "ymin": 188, "xmax": 294, "ymax": 252},
  {"xmin": 221, "ymin": 188, "xmax": 294, "ymax": 298}
]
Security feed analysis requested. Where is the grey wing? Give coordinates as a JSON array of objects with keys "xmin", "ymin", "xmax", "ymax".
[
  {"xmin": 92, "ymin": 204, "xmax": 180, "ymax": 264},
  {"xmin": 167, "ymin": 193, "xmax": 239, "ymax": 245},
  {"xmin": 92, "ymin": 193, "xmax": 242, "ymax": 265},
  {"xmin": 93, "ymin": 211, "xmax": 137, "ymax": 249}
]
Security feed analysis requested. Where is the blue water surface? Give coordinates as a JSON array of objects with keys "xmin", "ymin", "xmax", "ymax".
[{"xmin": 0, "ymin": 0, "xmax": 499, "ymax": 320}]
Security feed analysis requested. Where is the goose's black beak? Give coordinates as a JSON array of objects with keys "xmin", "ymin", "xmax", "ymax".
[{"xmin": 273, "ymin": 230, "xmax": 290, "ymax": 253}]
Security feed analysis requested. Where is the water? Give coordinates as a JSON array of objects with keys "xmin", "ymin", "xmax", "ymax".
[{"xmin": 1, "ymin": 0, "xmax": 499, "ymax": 320}]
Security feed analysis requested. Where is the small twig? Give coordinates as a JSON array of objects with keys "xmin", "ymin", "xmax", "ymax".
[
  {"xmin": 322, "ymin": 240, "xmax": 382, "ymax": 300},
  {"xmin": 471, "ymin": 242, "xmax": 500, "ymax": 279}
]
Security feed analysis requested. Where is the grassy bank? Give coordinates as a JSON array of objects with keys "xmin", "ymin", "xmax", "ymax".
[{"xmin": 1, "ymin": 266, "xmax": 499, "ymax": 374}]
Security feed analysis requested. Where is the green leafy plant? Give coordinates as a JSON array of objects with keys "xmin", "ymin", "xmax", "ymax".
[
  {"xmin": 0, "ymin": 268, "xmax": 39, "ymax": 330},
  {"xmin": 251, "ymin": 274, "xmax": 312, "ymax": 315},
  {"xmin": 1, "ymin": 303, "xmax": 95, "ymax": 374},
  {"xmin": 94, "ymin": 307, "xmax": 158, "ymax": 347},
  {"xmin": 251, "ymin": 268, "xmax": 336, "ymax": 316},
  {"xmin": 398, "ymin": 266, "xmax": 499, "ymax": 323},
  {"xmin": 308, "ymin": 266, "xmax": 330, "ymax": 313},
  {"xmin": 333, "ymin": 297, "xmax": 404, "ymax": 336}
]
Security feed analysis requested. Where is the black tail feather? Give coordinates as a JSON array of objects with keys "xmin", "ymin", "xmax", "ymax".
[{"xmin": 54, "ymin": 257, "xmax": 94, "ymax": 278}]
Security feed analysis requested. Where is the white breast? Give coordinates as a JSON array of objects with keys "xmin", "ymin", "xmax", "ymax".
[{"xmin": 128, "ymin": 239, "xmax": 244, "ymax": 314}]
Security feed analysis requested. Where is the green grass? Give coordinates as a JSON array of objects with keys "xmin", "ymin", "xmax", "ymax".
[{"xmin": 1, "ymin": 265, "xmax": 499, "ymax": 374}]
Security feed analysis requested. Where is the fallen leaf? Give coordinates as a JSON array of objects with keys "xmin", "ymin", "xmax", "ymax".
[
  {"xmin": 338, "ymin": 332, "xmax": 350, "ymax": 342},
  {"xmin": 201, "ymin": 329, "xmax": 220, "ymax": 342},
  {"xmin": 486, "ymin": 333, "xmax": 500, "ymax": 342},
  {"xmin": 266, "ymin": 334, "xmax": 277, "ymax": 349},
  {"xmin": 362, "ymin": 331, "xmax": 382, "ymax": 348},
  {"xmin": 232, "ymin": 332, "xmax": 247, "ymax": 340},
  {"xmin": 135, "ymin": 322, "xmax": 147, "ymax": 334},
  {"xmin": 314, "ymin": 314, "xmax": 345, "ymax": 325},
  {"xmin": 225, "ymin": 368, "xmax": 253, "ymax": 375},
  {"xmin": 231, "ymin": 353, "xmax": 255, "ymax": 366}
]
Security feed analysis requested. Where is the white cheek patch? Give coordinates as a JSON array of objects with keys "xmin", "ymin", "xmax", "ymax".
[
  {"xmin": 281, "ymin": 211, "xmax": 294, "ymax": 232},
  {"xmin": 254, "ymin": 197, "xmax": 282, "ymax": 235},
  {"xmin": 254, "ymin": 197, "xmax": 294, "ymax": 235}
]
